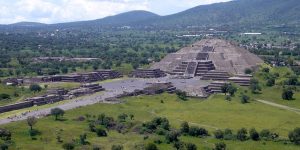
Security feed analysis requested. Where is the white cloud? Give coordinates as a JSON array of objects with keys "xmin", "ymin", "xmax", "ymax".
[{"xmin": 0, "ymin": 0, "xmax": 231, "ymax": 24}]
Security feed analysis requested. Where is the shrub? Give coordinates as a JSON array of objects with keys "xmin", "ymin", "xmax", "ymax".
[
  {"xmin": 240, "ymin": 94, "xmax": 250, "ymax": 104},
  {"xmin": 260, "ymin": 129, "xmax": 271, "ymax": 140},
  {"xmin": 188, "ymin": 126, "xmax": 208, "ymax": 137},
  {"xmin": 282, "ymin": 89, "xmax": 294, "ymax": 100},
  {"xmin": 214, "ymin": 142, "xmax": 226, "ymax": 150},
  {"xmin": 173, "ymin": 141, "xmax": 185, "ymax": 150},
  {"xmin": 236, "ymin": 128, "xmax": 248, "ymax": 141},
  {"xmin": 96, "ymin": 128, "xmax": 107, "ymax": 137},
  {"xmin": 29, "ymin": 84, "xmax": 42, "ymax": 92},
  {"xmin": 111, "ymin": 145, "xmax": 123, "ymax": 150},
  {"xmin": 165, "ymin": 130, "xmax": 180, "ymax": 143},
  {"xmin": 249, "ymin": 128, "xmax": 260, "ymax": 141},
  {"xmin": 117, "ymin": 113, "xmax": 128, "ymax": 122},
  {"xmin": 0, "ymin": 143, "xmax": 8, "ymax": 150},
  {"xmin": 249, "ymin": 79, "xmax": 261, "ymax": 94},
  {"xmin": 0, "ymin": 94, "xmax": 10, "ymax": 100},
  {"xmin": 93, "ymin": 145, "xmax": 103, "ymax": 150},
  {"xmin": 224, "ymin": 129, "xmax": 234, "ymax": 140},
  {"xmin": 62, "ymin": 142, "xmax": 75, "ymax": 150},
  {"xmin": 0, "ymin": 129, "xmax": 11, "ymax": 141},
  {"xmin": 176, "ymin": 90, "xmax": 188, "ymax": 101},
  {"xmin": 180, "ymin": 122, "xmax": 189, "ymax": 134},
  {"xmin": 142, "ymin": 117, "xmax": 170, "ymax": 133},
  {"xmin": 288, "ymin": 128, "xmax": 300, "ymax": 145},
  {"xmin": 145, "ymin": 143, "xmax": 158, "ymax": 150},
  {"xmin": 186, "ymin": 143, "xmax": 197, "ymax": 150},
  {"xmin": 262, "ymin": 67, "xmax": 270, "ymax": 73},
  {"xmin": 266, "ymin": 78, "xmax": 275, "ymax": 87},
  {"xmin": 244, "ymin": 68, "xmax": 252, "ymax": 74},
  {"xmin": 214, "ymin": 130, "xmax": 224, "ymax": 139}
]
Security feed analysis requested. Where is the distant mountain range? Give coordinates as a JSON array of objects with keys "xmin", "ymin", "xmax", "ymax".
[{"xmin": 4, "ymin": 0, "xmax": 300, "ymax": 28}]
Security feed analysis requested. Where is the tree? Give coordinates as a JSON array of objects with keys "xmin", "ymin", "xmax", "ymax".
[
  {"xmin": 29, "ymin": 84, "xmax": 42, "ymax": 92},
  {"xmin": 221, "ymin": 84, "xmax": 229, "ymax": 95},
  {"xmin": 51, "ymin": 108, "xmax": 65, "ymax": 120},
  {"xmin": 145, "ymin": 143, "xmax": 158, "ymax": 150},
  {"xmin": 180, "ymin": 122, "xmax": 189, "ymax": 134},
  {"xmin": 27, "ymin": 116, "xmax": 37, "ymax": 131},
  {"xmin": 228, "ymin": 85, "xmax": 237, "ymax": 96},
  {"xmin": 214, "ymin": 130, "xmax": 224, "ymax": 139},
  {"xmin": 236, "ymin": 128, "xmax": 248, "ymax": 141},
  {"xmin": 221, "ymin": 84, "xmax": 236, "ymax": 96},
  {"xmin": 289, "ymin": 128, "xmax": 300, "ymax": 145},
  {"xmin": 214, "ymin": 142, "xmax": 226, "ymax": 150},
  {"xmin": 249, "ymin": 128, "xmax": 260, "ymax": 141},
  {"xmin": 282, "ymin": 89, "xmax": 294, "ymax": 100}
]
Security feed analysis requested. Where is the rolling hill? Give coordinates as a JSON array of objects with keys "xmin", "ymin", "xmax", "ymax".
[
  {"xmin": 148, "ymin": 0, "xmax": 300, "ymax": 27},
  {"xmin": 3, "ymin": 0, "xmax": 300, "ymax": 29}
]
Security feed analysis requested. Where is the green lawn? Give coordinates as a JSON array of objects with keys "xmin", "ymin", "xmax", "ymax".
[{"xmin": 1, "ymin": 93, "xmax": 300, "ymax": 150}]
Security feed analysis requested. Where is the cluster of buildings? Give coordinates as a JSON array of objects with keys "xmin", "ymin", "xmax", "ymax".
[
  {"xmin": 33, "ymin": 57, "xmax": 100, "ymax": 63},
  {"xmin": 0, "ymin": 83, "xmax": 105, "ymax": 113},
  {"xmin": 2, "ymin": 70, "xmax": 122, "ymax": 86}
]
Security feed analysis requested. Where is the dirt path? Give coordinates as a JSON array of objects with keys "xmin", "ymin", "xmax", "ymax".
[{"xmin": 255, "ymin": 99, "xmax": 300, "ymax": 115}]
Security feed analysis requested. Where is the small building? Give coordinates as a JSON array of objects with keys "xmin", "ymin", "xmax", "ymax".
[
  {"xmin": 130, "ymin": 69, "xmax": 166, "ymax": 78},
  {"xmin": 2, "ymin": 78, "xmax": 23, "ymax": 86},
  {"xmin": 26, "ymin": 94, "xmax": 63, "ymax": 105},
  {"xmin": 81, "ymin": 83, "xmax": 105, "ymax": 92}
]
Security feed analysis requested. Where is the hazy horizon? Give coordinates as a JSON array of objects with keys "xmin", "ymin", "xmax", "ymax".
[{"xmin": 0, "ymin": 0, "xmax": 231, "ymax": 24}]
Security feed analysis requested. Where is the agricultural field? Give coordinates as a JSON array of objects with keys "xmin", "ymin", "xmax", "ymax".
[{"xmin": 1, "ymin": 93, "xmax": 299, "ymax": 150}]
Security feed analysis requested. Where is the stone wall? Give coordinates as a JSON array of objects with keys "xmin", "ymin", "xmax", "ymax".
[{"xmin": 0, "ymin": 101, "xmax": 33, "ymax": 113}]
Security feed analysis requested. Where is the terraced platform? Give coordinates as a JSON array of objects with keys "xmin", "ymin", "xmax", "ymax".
[{"xmin": 151, "ymin": 39, "xmax": 263, "ymax": 75}]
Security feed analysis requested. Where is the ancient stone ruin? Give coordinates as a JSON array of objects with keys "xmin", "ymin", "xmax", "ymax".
[
  {"xmin": 152, "ymin": 39, "xmax": 263, "ymax": 75},
  {"xmin": 130, "ymin": 69, "xmax": 166, "ymax": 78}
]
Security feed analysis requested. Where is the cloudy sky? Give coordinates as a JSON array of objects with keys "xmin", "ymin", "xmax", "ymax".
[{"xmin": 0, "ymin": 0, "xmax": 231, "ymax": 24}]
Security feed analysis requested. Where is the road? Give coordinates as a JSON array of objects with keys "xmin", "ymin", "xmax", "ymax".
[{"xmin": 0, "ymin": 77, "xmax": 209, "ymax": 125}]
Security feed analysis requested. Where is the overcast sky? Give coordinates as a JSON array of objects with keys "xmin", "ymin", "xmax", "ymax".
[{"xmin": 0, "ymin": 0, "xmax": 231, "ymax": 24}]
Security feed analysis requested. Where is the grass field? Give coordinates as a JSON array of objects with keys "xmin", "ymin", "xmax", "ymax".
[
  {"xmin": 251, "ymin": 65, "xmax": 300, "ymax": 109},
  {"xmin": 1, "ymin": 93, "xmax": 300, "ymax": 150},
  {"xmin": 0, "ymin": 84, "xmax": 44, "ymax": 106}
]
